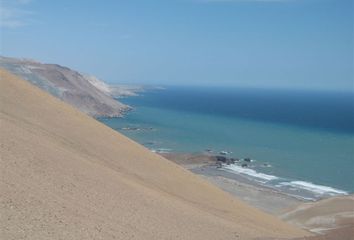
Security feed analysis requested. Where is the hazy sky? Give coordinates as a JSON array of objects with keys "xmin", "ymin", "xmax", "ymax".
[{"xmin": 0, "ymin": 0, "xmax": 353, "ymax": 91}]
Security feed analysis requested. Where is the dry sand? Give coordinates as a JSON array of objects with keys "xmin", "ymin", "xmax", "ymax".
[
  {"xmin": 281, "ymin": 195, "xmax": 354, "ymax": 234},
  {"xmin": 0, "ymin": 69, "xmax": 310, "ymax": 239},
  {"xmin": 294, "ymin": 226, "xmax": 354, "ymax": 240}
]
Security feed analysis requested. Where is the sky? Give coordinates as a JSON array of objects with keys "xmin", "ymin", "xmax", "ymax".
[{"xmin": 0, "ymin": 0, "xmax": 353, "ymax": 91}]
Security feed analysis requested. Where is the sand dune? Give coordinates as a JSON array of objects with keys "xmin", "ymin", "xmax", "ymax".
[
  {"xmin": 0, "ymin": 69, "xmax": 309, "ymax": 239},
  {"xmin": 281, "ymin": 195, "xmax": 354, "ymax": 234}
]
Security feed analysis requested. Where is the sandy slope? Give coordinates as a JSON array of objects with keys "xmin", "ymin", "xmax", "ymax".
[
  {"xmin": 0, "ymin": 69, "xmax": 309, "ymax": 240},
  {"xmin": 281, "ymin": 195, "xmax": 354, "ymax": 234}
]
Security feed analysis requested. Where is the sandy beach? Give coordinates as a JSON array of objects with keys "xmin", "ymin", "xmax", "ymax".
[
  {"xmin": 161, "ymin": 153, "xmax": 306, "ymax": 214},
  {"xmin": 161, "ymin": 152, "xmax": 354, "ymax": 239}
]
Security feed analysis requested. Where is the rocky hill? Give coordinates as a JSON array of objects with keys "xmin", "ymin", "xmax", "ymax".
[{"xmin": 0, "ymin": 56, "xmax": 130, "ymax": 117}]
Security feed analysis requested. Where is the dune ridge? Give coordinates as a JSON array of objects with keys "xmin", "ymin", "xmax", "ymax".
[{"xmin": 0, "ymin": 69, "xmax": 309, "ymax": 239}]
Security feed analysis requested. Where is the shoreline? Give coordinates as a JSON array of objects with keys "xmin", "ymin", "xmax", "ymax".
[
  {"xmin": 103, "ymin": 86, "xmax": 354, "ymax": 198},
  {"xmin": 160, "ymin": 152, "xmax": 306, "ymax": 215},
  {"xmin": 160, "ymin": 152, "xmax": 354, "ymax": 237},
  {"xmin": 159, "ymin": 151, "xmax": 349, "ymax": 202},
  {"xmin": 192, "ymin": 166, "xmax": 306, "ymax": 214}
]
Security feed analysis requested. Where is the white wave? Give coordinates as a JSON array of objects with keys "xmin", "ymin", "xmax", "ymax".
[
  {"xmin": 150, "ymin": 148, "xmax": 172, "ymax": 153},
  {"xmin": 277, "ymin": 181, "xmax": 348, "ymax": 196},
  {"xmin": 223, "ymin": 164, "xmax": 278, "ymax": 181}
]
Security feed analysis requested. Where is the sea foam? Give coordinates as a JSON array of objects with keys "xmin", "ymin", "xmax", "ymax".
[
  {"xmin": 277, "ymin": 181, "xmax": 348, "ymax": 196},
  {"xmin": 223, "ymin": 163, "xmax": 348, "ymax": 200},
  {"xmin": 150, "ymin": 148, "xmax": 172, "ymax": 153},
  {"xmin": 223, "ymin": 164, "xmax": 278, "ymax": 181}
]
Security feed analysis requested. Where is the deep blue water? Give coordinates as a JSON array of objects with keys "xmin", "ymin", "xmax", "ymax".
[
  {"xmin": 128, "ymin": 87, "xmax": 354, "ymax": 134},
  {"xmin": 100, "ymin": 87, "xmax": 354, "ymax": 199}
]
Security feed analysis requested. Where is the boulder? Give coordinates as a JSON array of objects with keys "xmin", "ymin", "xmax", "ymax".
[
  {"xmin": 244, "ymin": 158, "xmax": 251, "ymax": 162},
  {"xmin": 216, "ymin": 156, "xmax": 227, "ymax": 162}
]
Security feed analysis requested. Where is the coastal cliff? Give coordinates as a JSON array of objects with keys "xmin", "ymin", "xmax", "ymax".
[{"xmin": 0, "ymin": 56, "xmax": 131, "ymax": 117}]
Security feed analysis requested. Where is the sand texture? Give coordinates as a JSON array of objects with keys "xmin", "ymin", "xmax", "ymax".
[
  {"xmin": 0, "ymin": 69, "xmax": 309, "ymax": 240},
  {"xmin": 281, "ymin": 195, "xmax": 354, "ymax": 234}
]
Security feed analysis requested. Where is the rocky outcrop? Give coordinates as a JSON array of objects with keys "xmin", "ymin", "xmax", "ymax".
[
  {"xmin": 0, "ymin": 56, "xmax": 130, "ymax": 117},
  {"xmin": 244, "ymin": 158, "xmax": 252, "ymax": 162}
]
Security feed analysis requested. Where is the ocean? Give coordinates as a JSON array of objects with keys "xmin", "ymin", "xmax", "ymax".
[{"xmin": 100, "ymin": 86, "xmax": 354, "ymax": 200}]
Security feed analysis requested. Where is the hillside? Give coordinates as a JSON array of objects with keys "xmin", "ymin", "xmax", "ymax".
[
  {"xmin": 0, "ymin": 56, "xmax": 129, "ymax": 117},
  {"xmin": 281, "ymin": 195, "xmax": 354, "ymax": 235},
  {"xmin": 0, "ymin": 69, "xmax": 309, "ymax": 239}
]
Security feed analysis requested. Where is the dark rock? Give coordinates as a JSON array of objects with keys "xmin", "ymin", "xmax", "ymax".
[
  {"xmin": 241, "ymin": 163, "xmax": 248, "ymax": 168},
  {"xmin": 216, "ymin": 156, "xmax": 227, "ymax": 162},
  {"xmin": 244, "ymin": 158, "xmax": 251, "ymax": 162},
  {"xmin": 229, "ymin": 158, "xmax": 237, "ymax": 164}
]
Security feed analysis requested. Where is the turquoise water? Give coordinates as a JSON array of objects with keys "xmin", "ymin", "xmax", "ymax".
[{"xmin": 100, "ymin": 87, "xmax": 354, "ymax": 199}]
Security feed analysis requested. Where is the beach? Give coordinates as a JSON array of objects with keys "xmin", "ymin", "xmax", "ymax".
[
  {"xmin": 161, "ymin": 152, "xmax": 306, "ymax": 214},
  {"xmin": 195, "ymin": 168, "xmax": 303, "ymax": 215},
  {"xmin": 161, "ymin": 152, "xmax": 354, "ymax": 237}
]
